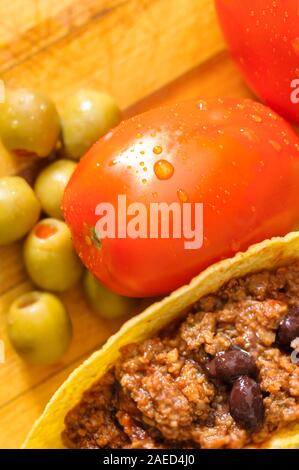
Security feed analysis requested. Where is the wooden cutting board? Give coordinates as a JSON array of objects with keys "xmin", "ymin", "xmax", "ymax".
[{"xmin": 0, "ymin": 0, "xmax": 252, "ymax": 448}]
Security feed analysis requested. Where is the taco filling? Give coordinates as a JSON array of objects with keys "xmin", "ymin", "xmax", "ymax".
[{"xmin": 62, "ymin": 262, "xmax": 299, "ymax": 449}]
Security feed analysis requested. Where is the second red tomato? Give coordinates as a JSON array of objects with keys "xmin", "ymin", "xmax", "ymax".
[{"xmin": 216, "ymin": 0, "xmax": 299, "ymax": 125}]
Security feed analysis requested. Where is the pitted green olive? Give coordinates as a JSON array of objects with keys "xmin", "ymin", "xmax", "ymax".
[
  {"xmin": 84, "ymin": 271, "xmax": 139, "ymax": 319},
  {"xmin": 7, "ymin": 291, "xmax": 72, "ymax": 364},
  {"xmin": 0, "ymin": 176, "xmax": 40, "ymax": 245},
  {"xmin": 0, "ymin": 88, "xmax": 60, "ymax": 157},
  {"xmin": 62, "ymin": 90, "xmax": 121, "ymax": 160},
  {"xmin": 34, "ymin": 159, "xmax": 76, "ymax": 219},
  {"xmin": 23, "ymin": 218, "xmax": 83, "ymax": 291}
]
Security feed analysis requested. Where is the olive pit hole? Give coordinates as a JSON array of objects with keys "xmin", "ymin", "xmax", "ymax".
[
  {"xmin": 34, "ymin": 223, "xmax": 58, "ymax": 239},
  {"xmin": 17, "ymin": 292, "xmax": 41, "ymax": 309}
]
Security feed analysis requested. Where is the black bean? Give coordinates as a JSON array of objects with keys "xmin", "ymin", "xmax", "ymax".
[
  {"xmin": 229, "ymin": 376, "xmax": 264, "ymax": 431},
  {"xmin": 289, "ymin": 305, "xmax": 299, "ymax": 316},
  {"xmin": 276, "ymin": 308, "xmax": 299, "ymax": 348},
  {"xmin": 204, "ymin": 358, "xmax": 217, "ymax": 378},
  {"xmin": 206, "ymin": 348, "xmax": 257, "ymax": 383}
]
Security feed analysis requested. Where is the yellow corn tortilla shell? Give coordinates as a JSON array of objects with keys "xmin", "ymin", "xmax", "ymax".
[{"xmin": 23, "ymin": 232, "xmax": 299, "ymax": 449}]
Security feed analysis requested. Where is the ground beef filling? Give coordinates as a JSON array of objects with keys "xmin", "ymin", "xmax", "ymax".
[{"xmin": 62, "ymin": 263, "xmax": 299, "ymax": 449}]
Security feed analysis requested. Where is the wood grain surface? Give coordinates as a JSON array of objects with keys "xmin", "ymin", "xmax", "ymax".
[{"xmin": 0, "ymin": 0, "xmax": 252, "ymax": 448}]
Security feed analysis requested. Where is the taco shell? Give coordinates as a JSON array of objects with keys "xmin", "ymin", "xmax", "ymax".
[{"xmin": 23, "ymin": 232, "xmax": 299, "ymax": 449}]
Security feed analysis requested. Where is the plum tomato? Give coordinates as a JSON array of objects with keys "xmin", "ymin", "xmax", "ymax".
[
  {"xmin": 62, "ymin": 98, "xmax": 299, "ymax": 297},
  {"xmin": 215, "ymin": 0, "xmax": 299, "ymax": 124}
]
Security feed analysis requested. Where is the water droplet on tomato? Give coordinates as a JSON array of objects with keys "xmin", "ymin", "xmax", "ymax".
[
  {"xmin": 251, "ymin": 114, "xmax": 263, "ymax": 123},
  {"xmin": 140, "ymin": 161, "xmax": 144, "ymax": 166},
  {"xmin": 153, "ymin": 145, "xmax": 163, "ymax": 155},
  {"xmin": 103, "ymin": 130, "xmax": 113, "ymax": 141},
  {"xmin": 109, "ymin": 159, "xmax": 117, "ymax": 166},
  {"xmin": 292, "ymin": 38, "xmax": 299, "ymax": 55},
  {"xmin": 240, "ymin": 128, "xmax": 257, "ymax": 141},
  {"xmin": 269, "ymin": 140, "xmax": 281, "ymax": 151},
  {"xmin": 268, "ymin": 112, "xmax": 278, "ymax": 121},
  {"xmin": 142, "ymin": 178, "xmax": 147, "ymax": 184},
  {"xmin": 231, "ymin": 240, "xmax": 240, "ymax": 252},
  {"xmin": 154, "ymin": 160, "xmax": 174, "ymax": 180},
  {"xmin": 85, "ymin": 235, "xmax": 92, "ymax": 246},
  {"xmin": 136, "ymin": 132, "xmax": 143, "ymax": 138},
  {"xmin": 197, "ymin": 100, "xmax": 207, "ymax": 111},
  {"xmin": 177, "ymin": 189, "xmax": 189, "ymax": 203},
  {"xmin": 143, "ymin": 167, "xmax": 147, "ymax": 172}
]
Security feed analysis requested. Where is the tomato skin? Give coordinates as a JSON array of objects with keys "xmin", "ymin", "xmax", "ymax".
[
  {"xmin": 215, "ymin": 0, "xmax": 299, "ymax": 124},
  {"xmin": 62, "ymin": 98, "xmax": 299, "ymax": 297}
]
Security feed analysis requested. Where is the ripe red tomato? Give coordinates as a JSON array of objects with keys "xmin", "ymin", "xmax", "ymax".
[
  {"xmin": 215, "ymin": 0, "xmax": 299, "ymax": 124},
  {"xmin": 62, "ymin": 98, "xmax": 299, "ymax": 297}
]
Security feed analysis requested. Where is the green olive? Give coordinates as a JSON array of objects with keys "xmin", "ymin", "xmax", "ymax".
[
  {"xmin": 34, "ymin": 159, "xmax": 76, "ymax": 219},
  {"xmin": 7, "ymin": 291, "xmax": 72, "ymax": 364},
  {"xmin": 0, "ymin": 88, "xmax": 60, "ymax": 157},
  {"xmin": 23, "ymin": 218, "xmax": 83, "ymax": 291},
  {"xmin": 84, "ymin": 271, "xmax": 139, "ymax": 319},
  {"xmin": 0, "ymin": 176, "xmax": 40, "ymax": 245},
  {"xmin": 61, "ymin": 90, "xmax": 121, "ymax": 160}
]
